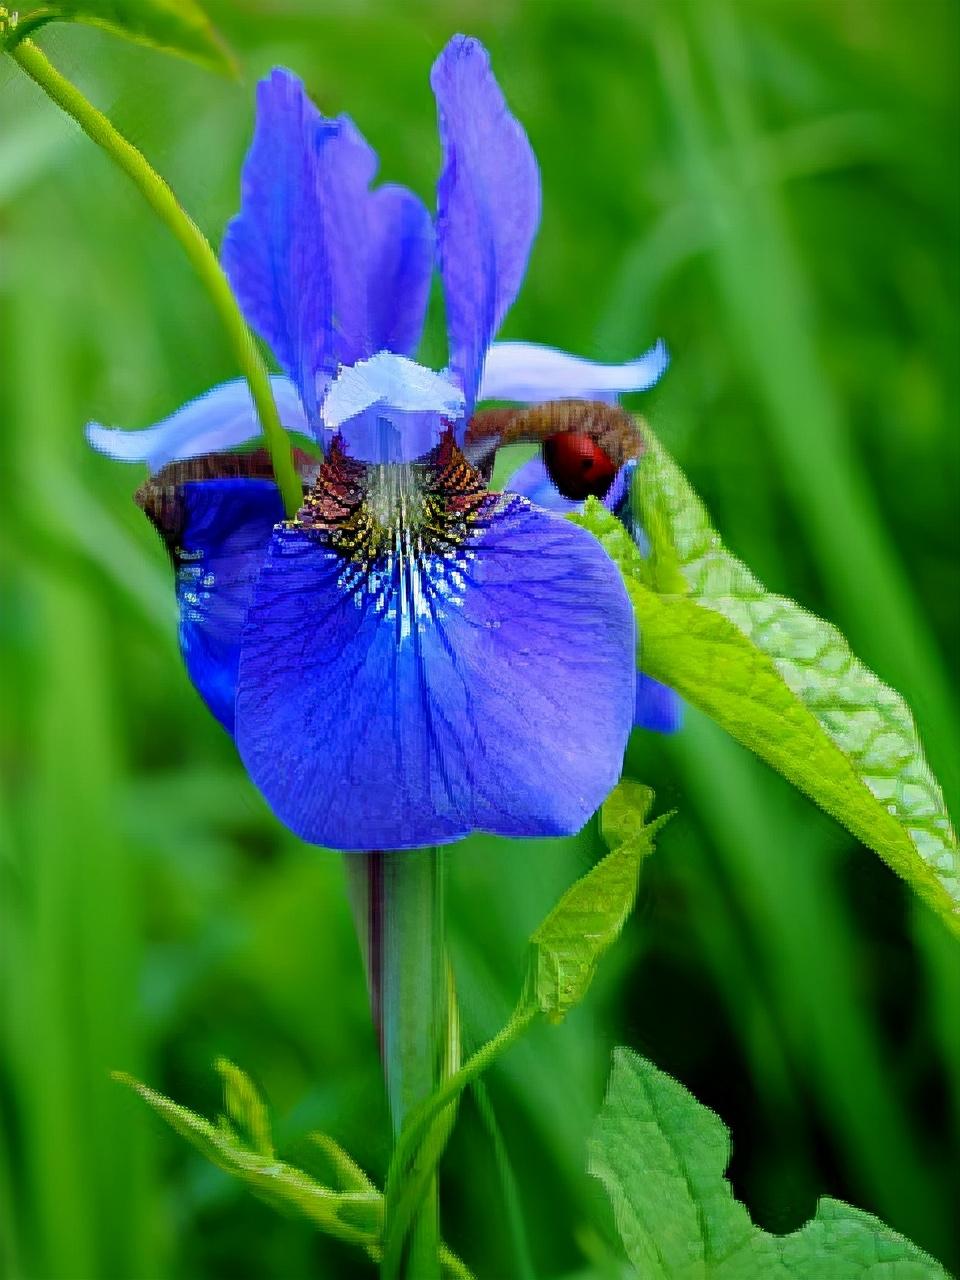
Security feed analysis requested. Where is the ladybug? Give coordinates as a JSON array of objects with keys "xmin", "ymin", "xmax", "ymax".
[{"xmin": 542, "ymin": 431, "xmax": 618, "ymax": 501}]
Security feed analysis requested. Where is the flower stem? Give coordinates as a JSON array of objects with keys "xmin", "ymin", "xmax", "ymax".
[
  {"xmin": 382, "ymin": 995, "xmax": 536, "ymax": 1268},
  {"xmin": 7, "ymin": 37, "xmax": 303, "ymax": 519},
  {"xmin": 347, "ymin": 849, "xmax": 446, "ymax": 1280}
]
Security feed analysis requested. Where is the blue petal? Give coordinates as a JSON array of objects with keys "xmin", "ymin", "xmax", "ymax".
[
  {"xmin": 478, "ymin": 339, "xmax": 669, "ymax": 404},
  {"xmin": 86, "ymin": 377, "xmax": 309, "ymax": 471},
  {"xmin": 634, "ymin": 673, "xmax": 683, "ymax": 734},
  {"xmin": 604, "ymin": 459, "xmax": 635, "ymax": 513},
  {"xmin": 140, "ymin": 474, "xmax": 286, "ymax": 731},
  {"xmin": 235, "ymin": 493, "xmax": 635, "ymax": 850},
  {"xmin": 505, "ymin": 456, "xmax": 681, "ymax": 735},
  {"xmin": 322, "ymin": 354, "xmax": 464, "ymax": 463},
  {"xmin": 505, "ymin": 455, "xmax": 583, "ymax": 514},
  {"xmin": 222, "ymin": 70, "xmax": 433, "ymax": 421},
  {"xmin": 431, "ymin": 36, "xmax": 541, "ymax": 415},
  {"xmin": 505, "ymin": 454, "xmax": 633, "ymax": 515},
  {"xmin": 367, "ymin": 184, "xmax": 435, "ymax": 357}
]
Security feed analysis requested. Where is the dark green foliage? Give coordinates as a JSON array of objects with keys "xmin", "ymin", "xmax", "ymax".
[{"xmin": 1, "ymin": 1, "xmax": 957, "ymax": 1276}]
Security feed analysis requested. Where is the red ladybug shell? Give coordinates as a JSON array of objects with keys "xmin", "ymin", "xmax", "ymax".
[{"xmin": 542, "ymin": 432, "xmax": 617, "ymax": 501}]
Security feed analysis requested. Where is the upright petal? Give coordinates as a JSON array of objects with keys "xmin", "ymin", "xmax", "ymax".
[
  {"xmin": 223, "ymin": 70, "xmax": 431, "ymax": 422},
  {"xmin": 478, "ymin": 339, "xmax": 669, "ymax": 404},
  {"xmin": 367, "ymin": 184, "xmax": 435, "ymax": 357},
  {"xmin": 432, "ymin": 36, "xmax": 541, "ymax": 414},
  {"xmin": 86, "ymin": 376, "xmax": 309, "ymax": 471},
  {"xmin": 137, "ymin": 457, "xmax": 296, "ymax": 732},
  {"xmin": 235, "ymin": 445, "xmax": 634, "ymax": 849}
]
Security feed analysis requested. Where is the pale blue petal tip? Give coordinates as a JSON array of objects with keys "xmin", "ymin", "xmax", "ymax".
[
  {"xmin": 86, "ymin": 376, "xmax": 309, "ymax": 471},
  {"xmin": 323, "ymin": 353, "xmax": 464, "ymax": 463},
  {"xmin": 477, "ymin": 338, "xmax": 669, "ymax": 404}
]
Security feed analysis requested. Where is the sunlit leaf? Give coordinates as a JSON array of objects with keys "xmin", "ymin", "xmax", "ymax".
[
  {"xmin": 114, "ymin": 1069, "xmax": 474, "ymax": 1278},
  {"xmin": 530, "ymin": 781, "xmax": 670, "ymax": 1022},
  {"xmin": 215, "ymin": 1058, "xmax": 273, "ymax": 1160},
  {"xmin": 590, "ymin": 1048, "xmax": 949, "ymax": 1278},
  {"xmin": 573, "ymin": 425, "xmax": 960, "ymax": 939},
  {"xmin": 114, "ymin": 1070, "xmax": 383, "ymax": 1250},
  {"xmin": 308, "ymin": 1132, "xmax": 378, "ymax": 1195},
  {"xmin": 5, "ymin": 0, "xmax": 235, "ymax": 74}
]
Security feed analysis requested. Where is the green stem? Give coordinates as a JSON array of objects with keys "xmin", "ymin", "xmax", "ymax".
[
  {"xmin": 348, "ymin": 850, "xmax": 447, "ymax": 1280},
  {"xmin": 7, "ymin": 37, "xmax": 302, "ymax": 518},
  {"xmin": 382, "ymin": 996, "xmax": 537, "ymax": 1273},
  {"xmin": 469, "ymin": 1078, "xmax": 536, "ymax": 1280}
]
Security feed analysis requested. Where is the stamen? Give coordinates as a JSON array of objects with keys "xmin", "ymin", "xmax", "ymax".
[{"xmin": 296, "ymin": 432, "xmax": 502, "ymax": 639}]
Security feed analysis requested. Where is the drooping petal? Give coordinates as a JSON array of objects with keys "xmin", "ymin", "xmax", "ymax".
[
  {"xmin": 366, "ymin": 184, "xmax": 435, "ymax": 357},
  {"xmin": 86, "ymin": 377, "xmax": 309, "ymax": 471},
  {"xmin": 137, "ymin": 456, "xmax": 301, "ymax": 731},
  {"xmin": 432, "ymin": 36, "xmax": 541, "ymax": 414},
  {"xmin": 235, "ymin": 449, "xmax": 635, "ymax": 850},
  {"xmin": 634, "ymin": 673, "xmax": 683, "ymax": 734},
  {"xmin": 478, "ymin": 339, "xmax": 669, "ymax": 404},
  {"xmin": 322, "ymin": 353, "xmax": 464, "ymax": 463},
  {"xmin": 222, "ymin": 70, "xmax": 433, "ymax": 422}
]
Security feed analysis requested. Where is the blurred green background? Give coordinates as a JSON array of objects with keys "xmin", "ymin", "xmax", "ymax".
[{"xmin": 1, "ymin": 1, "xmax": 958, "ymax": 1276}]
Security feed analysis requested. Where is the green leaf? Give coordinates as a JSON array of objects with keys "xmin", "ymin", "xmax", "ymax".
[
  {"xmin": 113, "ymin": 1070, "xmax": 383, "ymax": 1251},
  {"xmin": 308, "ymin": 1132, "xmax": 378, "ymax": 1195},
  {"xmin": 215, "ymin": 1058, "xmax": 273, "ymax": 1160},
  {"xmin": 589, "ymin": 1048, "xmax": 949, "ymax": 1279},
  {"xmin": 4, "ymin": 0, "xmax": 235, "ymax": 74},
  {"xmin": 530, "ymin": 782, "xmax": 671, "ymax": 1022},
  {"xmin": 573, "ymin": 425, "xmax": 959, "ymax": 939},
  {"xmin": 114, "ymin": 1068, "xmax": 475, "ymax": 1279}
]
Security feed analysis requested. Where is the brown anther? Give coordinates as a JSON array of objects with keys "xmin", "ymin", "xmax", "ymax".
[
  {"xmin": 464, "ymin": 399, "xmax": 644, "ymax": 475},
  {"xmin": 136, "ymin": 447, "xmax": 319, "ymax": 553}
]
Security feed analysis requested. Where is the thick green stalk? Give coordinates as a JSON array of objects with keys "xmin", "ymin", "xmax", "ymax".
[
  {"xmin": 382, "ymin": 996, "xmax": 536, "ymax": 1270},
  {"xmin": 347, "ymin": 850, "xmax": 446, "ymax": 1280},
  {"xmin": 7, "ymin": 37, "xmax": 302, "ymax": 518}
]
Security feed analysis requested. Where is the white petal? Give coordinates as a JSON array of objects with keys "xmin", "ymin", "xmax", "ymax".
[
  {"xmin": 477, "ymin": 339, "xmax": 668, "ymax": 404},
  {"xmin": 321, "ymin": 352, "xmax": 464, "ymax": 429},
  {"xmin": 86, "ymin": 376, "xmax": 309, "ymax": 471}
]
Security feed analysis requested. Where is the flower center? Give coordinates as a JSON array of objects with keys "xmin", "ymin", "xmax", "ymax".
[
  {"xmin": 296, "ymin": 431, "xmax": 495, "ymax": 564},
  {"xmin": 364, "ymin": 462, "xmax": 428, "ymax": 533}
]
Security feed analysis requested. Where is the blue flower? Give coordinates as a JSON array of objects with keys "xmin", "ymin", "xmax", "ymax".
[{"xmin": 88, "ymin": 36, "xmax": 669, "ymax": 850}]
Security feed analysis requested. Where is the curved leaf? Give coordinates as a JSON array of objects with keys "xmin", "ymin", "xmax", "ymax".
[
  {"xmin": 5, "ymin": 0, "xmax": 234, "ymax": 74},
  {"xmin": 530, "ymin": 781, "xmax": 671, "ymax": 1022},
  {"xmin": 113, "ymin": 1068, "xmax": 382, "ymax": 1248},
  {"xmin": 216, "ymin": 1057, "xmax": 273, "ymax": 1160},
  {"xmin": 114, "ymin": 1066, "xmax": 474, "ymax": 1278},
  {"xmin": 573, "ymin": 424, "xmax": 959, "ymax": 938}
]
